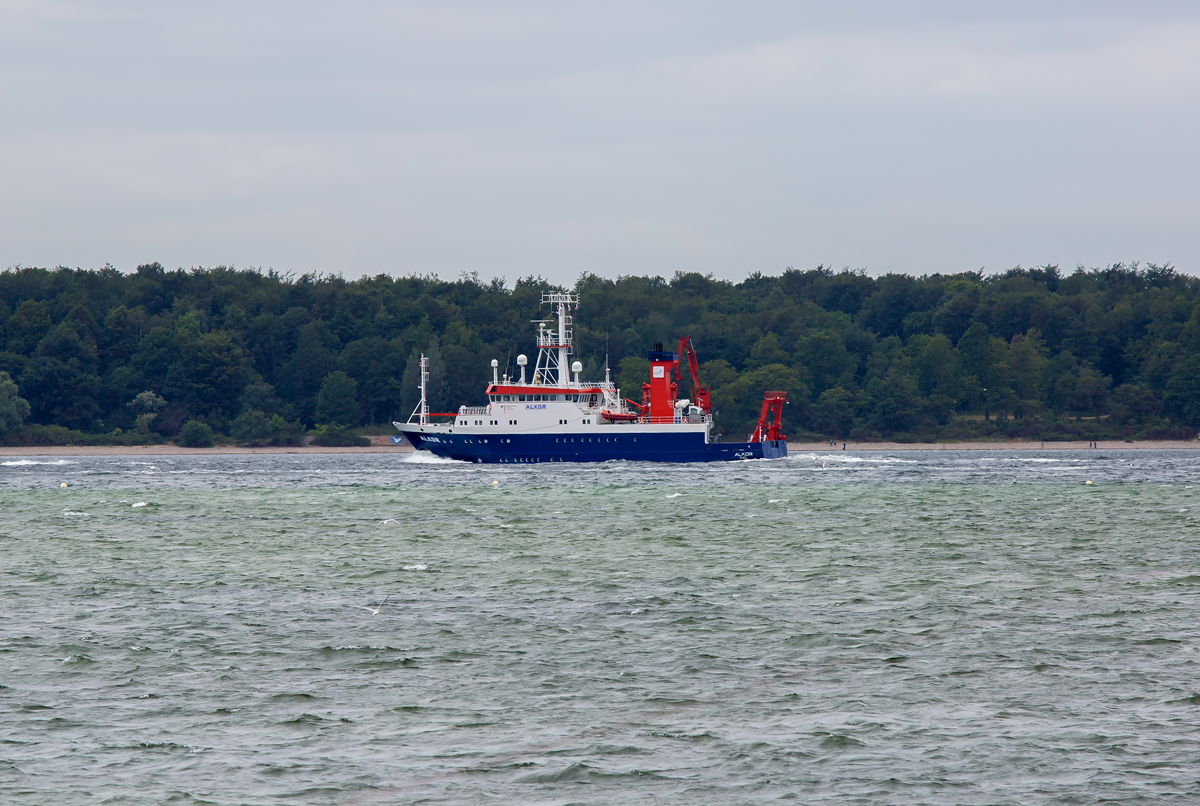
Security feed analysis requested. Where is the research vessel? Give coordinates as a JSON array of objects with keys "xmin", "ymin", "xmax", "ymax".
[{"xmin": 392, "ymin": 292, "xmax": 787, "ymax": 463}]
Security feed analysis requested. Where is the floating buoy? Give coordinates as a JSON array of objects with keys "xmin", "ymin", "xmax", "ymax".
[
  {"xmin": 60, "ymin": 482, "xmax": 68, "ymax": 488},
  {"xmin": 491, "ymin": 480, "xmax": 500, "ymax": 487},
  {"xmin": 1085, "ymin": 480, "xmax": 1093, "ymax": 485}
]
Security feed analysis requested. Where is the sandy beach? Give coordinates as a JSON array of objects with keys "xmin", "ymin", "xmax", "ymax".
[
  {"xmin": 1, "ymin": 439, "xmax": 1197, "ymax": 456},
  {"xmin": 0, "ymin": 444, "xmax": 415, "ymax": 456},
  {"xmin": 788, "ymin": 440, "xmax": 1200, "ymax": 452}
]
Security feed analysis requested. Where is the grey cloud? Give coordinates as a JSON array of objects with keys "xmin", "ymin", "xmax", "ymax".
[{"xmin": 1, "ymin": 1, "xmax": 1198, "ymax": 282}]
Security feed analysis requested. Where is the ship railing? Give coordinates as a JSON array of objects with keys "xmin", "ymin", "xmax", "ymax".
[
  {"xmin": 458, "ymin": 406, "xmax": 491, "ymax": 416},
  {"xmin": 535, "ymin": 330, "xmax": 572, "ymax": 348},
  {"xmin": 626, "ymin": 414, "xmax": 709, "ymax": 425},
  {"xmin": 497, "ymin": 381, "xmax": 617, "ymax": 392}
]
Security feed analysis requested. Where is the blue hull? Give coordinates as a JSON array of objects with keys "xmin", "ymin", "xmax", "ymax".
[{"xmin": 397, "ymin": 428, "xmax": 786, "ymax": 464}]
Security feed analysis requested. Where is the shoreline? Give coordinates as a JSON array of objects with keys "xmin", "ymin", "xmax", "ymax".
[
  {"xmin": 788, "ymin": 440, "xmax": 1200, "ymax": 452},
  {"xmin": 0, "ymin": 439, "xmax": 1197, "ymax": 456},
  {"xmin": 0, "ymin": 444, "xmax": 417, "ymax": 456}
]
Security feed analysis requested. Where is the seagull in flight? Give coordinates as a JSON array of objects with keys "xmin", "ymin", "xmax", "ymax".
[{"xmin": 354, "ymin": 594, "xmax": 392, "ymax": 616}]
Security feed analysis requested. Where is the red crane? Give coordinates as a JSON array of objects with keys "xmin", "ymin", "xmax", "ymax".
[
  {"xmin": 751, "ymin": 391, "xmax": 787, "ymax": 443},
  {"xmin": 676, "ymin": 336, "xmax": 712, "ymax": 414}
]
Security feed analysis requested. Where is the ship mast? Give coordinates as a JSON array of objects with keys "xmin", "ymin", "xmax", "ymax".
[
  {"xmin": 535, "ymin": 292, "xmax": 578, "ymax": 387},
  {"xmin": 408, "ymin": 353, "xmax": 428, "ymax": 425}
]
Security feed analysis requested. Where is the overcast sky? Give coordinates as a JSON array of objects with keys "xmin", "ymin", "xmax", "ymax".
[{"xmin": 2, "ymin": 1, "xmax": 1198, "ymax": 285}]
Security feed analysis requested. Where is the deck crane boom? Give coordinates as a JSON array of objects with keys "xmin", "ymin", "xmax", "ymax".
[
  {"xmin": 676, "ymin": 336, "xmax": 712, "ymax": 413},
  {"xmin": 750, "ymin": 391, "xmax": 787, "ymax": 443}
]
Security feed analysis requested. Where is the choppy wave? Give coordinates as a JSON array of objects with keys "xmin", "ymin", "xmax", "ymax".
[
  {"xmin": 796, "ymin": 452, "xmax": 918, "ymax": 464},
  {"xmin": 4, "ymin": 450, "xmax": 1200, "ymax": 804},
  {"xmin": 401, "ymin": 452, "xmax": 467, "ymax": 464}
]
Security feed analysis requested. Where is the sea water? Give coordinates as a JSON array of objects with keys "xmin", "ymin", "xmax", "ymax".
[{"xmin": 2, "ymin": 451, "xmax": 1199, "ymax": 804}]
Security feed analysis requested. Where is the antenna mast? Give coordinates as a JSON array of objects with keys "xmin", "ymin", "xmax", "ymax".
[{"xmin": 408, "ymin": 353, "xmax": 429, "ymax": 425}]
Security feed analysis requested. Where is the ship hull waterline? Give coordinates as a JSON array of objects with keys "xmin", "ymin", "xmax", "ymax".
[{"xmin": 396, "ymin": 426, "xmax": 786, "ymax": 464}]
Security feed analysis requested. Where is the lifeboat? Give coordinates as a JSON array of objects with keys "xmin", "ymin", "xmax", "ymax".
[{"xmin": 600, "ymin": 409, "xmax": 639, "ymax": 423}]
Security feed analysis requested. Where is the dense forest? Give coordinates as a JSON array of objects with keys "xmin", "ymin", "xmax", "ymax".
[{"xmin": 0, "ymin": 261, "xmax": 1198, "ymax": 446}]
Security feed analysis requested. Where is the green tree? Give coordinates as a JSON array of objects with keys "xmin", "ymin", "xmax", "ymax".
[
  {"xmin": 231, "ymin": 407, "xmax": 274, "ymax": 446},
  {"xmin": 915, "ymin": 334, "xmax": 955, "ymax": 396},
  {"xmin": 425, "ymin": 340, "xmax": 447, "ymax": 411},
  {"xmin": 814, "ymin": 386, "xmax": 855, "ymax": 440},
  {"xmin": 1164, "ymin": 355, "xmax": 1200, "ymax": 426},
  {"xmin": 127, "ymin": 390, "xmax": 166, "ymax": 433},
  {"xmin": 1110, "ymin": 383, "xmax": 1161, "ymax": 429},
  {"xmin": 862, "ymin": 367, "xmax": 921, "ymax": 434},
  {"xmin": 712, "ymin": 364, "xmax": 810, "ymax": 439},
  {"xmin": 5, "ymin": 300, "xmax": 52, "ymax": 355},
  {"xmin": 26, "ymin": 321, "xmax": 103, "ymax": 427},
  {"xmin": 101, "ymin": 306, "xmax": 144, "ymax": 370},
  {"xmin": 177, "ymin": 419, "xmax": 215, "ymax": 448},
  {"xmin": 3, "ymin": 259, "xmax": 1200, "ymax": 443},
  {"xmin": 615, "ymin": 355, "xmax": 650, "ymax": 397},
  {"xmin": 268, "ymin": 414, "xmax": 307, "ymax": 446},
  {"xmin": 1008, "ymin": 330, "xmax": 1047, "ymax": 406},
  {"xmin": 956, "ymin": 323, "xmax": 993, "ymax": 385},
  {"xmin": 182, "ymin": 331, "xmax": 254, "ymax": 419},
  {"xmin": 238, "ymin": 381, "xmax": 284, "ymax": 416},
  {"xmin": 37, "ymin": 322, "xmax": 98, "ymax": 372},
  {"xmin": 0, "ymin": 371, "xmax": 30, "ymax": 434},
  {"xmin": 795, "ymin": 332, "xmax": 855, "ymax": 396},
  {"xmin": 315, "ymin": 371, "xmax": 359, "ymax": 426},
  {"xmin": 280, "ymin": 321, "xmax": 338, "ymax": 424},
  {"xmin": 747, "ymin": 333, "xmax": 789, "ymax": 368}
]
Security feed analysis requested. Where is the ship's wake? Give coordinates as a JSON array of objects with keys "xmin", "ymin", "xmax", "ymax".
[{"xmin": 400, "ymin": 452, "xmax": 467, "ymax": 465}]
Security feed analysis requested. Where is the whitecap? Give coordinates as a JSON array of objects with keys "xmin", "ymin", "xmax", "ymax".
[
  {"xmin": 403, "ymin": 564, "xmax": 428, "ymax": 571},
  {"xmin": 823, "ymin": 455, "xmax": 918, "ymax": 464},
  {"xmin": 401, "ymin": 453, "xmax": 466, "ymax": 464},
  {"xmin": 131, "ymin": 502, "xmax": 148, "ymax": 508},
  {"xmin": 666, "ymin": 492, "xmax": 683, "ymax": 499},
  {"xmin": 2, "ymin": 459, "xmax": 78, "ymax": 467}
]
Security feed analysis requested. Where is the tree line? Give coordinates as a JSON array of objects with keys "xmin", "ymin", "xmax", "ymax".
[{"xmin": 0, "ymin": 261, "xmax": 1197, "ymax": 445}]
